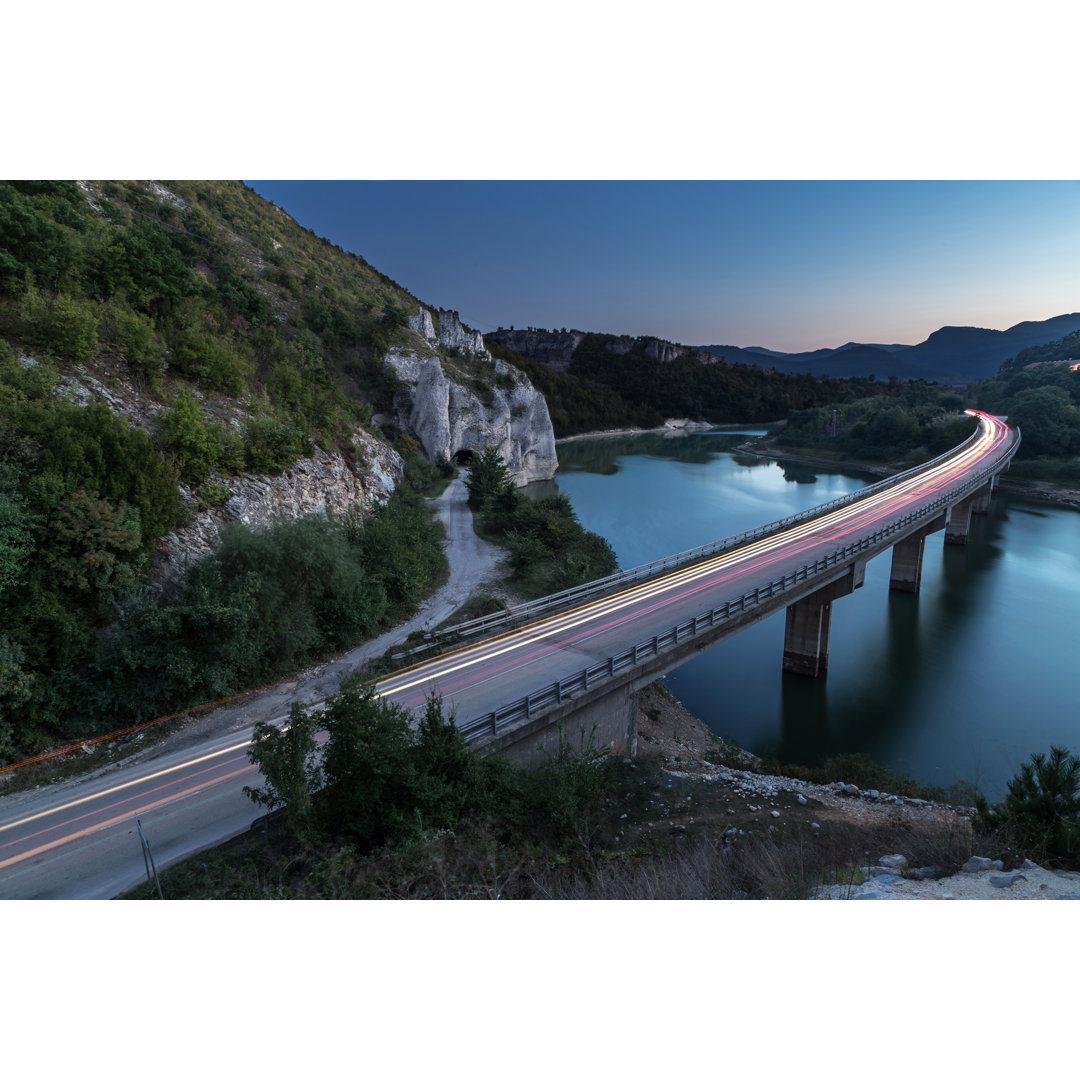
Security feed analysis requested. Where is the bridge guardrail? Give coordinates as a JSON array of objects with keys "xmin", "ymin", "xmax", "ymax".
[
  {"xmin": 458, "ymin": 425, "xmax": 1019, "ymax": 744},
  {"xmin": 402, "ymin": 418, "xmax": 988, "ymax": 659}
]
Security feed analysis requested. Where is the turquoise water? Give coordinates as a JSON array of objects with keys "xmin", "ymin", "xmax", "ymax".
[{"xmin": 544, "ymin": 431, "xmax": 1080, "ymax": 800}]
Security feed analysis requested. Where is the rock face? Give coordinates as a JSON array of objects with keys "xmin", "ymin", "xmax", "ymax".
[
  {"xmin": 152, "ymin": 427, "xmax": 404, "ymax": 591},
  {"xmin": 409, "ymin": 307, "xmax": 486, "ymax": 355},
  {"xmin": 485, "ymin": 327, "xmax": 723, "ymax": 370},
  {"xmin": 385, "ymin": 350, "xmax": 558, "ymax": 485},
  {"xmin": 483, "ymin": 328, "xmax": 586, "ymax": 371},
  {"xmin": 389, "ymin": 308, "xmax": 558, "ymax": 485}
]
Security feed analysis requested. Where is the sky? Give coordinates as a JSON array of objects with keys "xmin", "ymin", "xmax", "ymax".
[{"xmin": 246, "ymin": 180, "xmax": 1080, "ymax": 354}]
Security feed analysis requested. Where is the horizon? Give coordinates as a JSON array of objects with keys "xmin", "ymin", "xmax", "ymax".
[{"xmin": 245, "ymin": 180, "xmax": 1080, "ymax": 354}]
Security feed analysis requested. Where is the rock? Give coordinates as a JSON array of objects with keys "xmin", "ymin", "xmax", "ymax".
[
  {"xmin": 796, "ymin": 793, "xmax": 808, "ymax": 805},
  {"xmin": 862, "ymin": 865, "xmax": 899, "ymax": 878},
  {"xmin": 384, "ymin": 350, "xmax": 558, "ymax": 485},
  {"xmin": 990, "ymin": 874, "xmax": 1027, "ymax": 889},
  {"xmin": 810, "ymin": 822, "xmax": 821, "ymax": 830},
  {"xmin": 962, "ymin": 856, "xmax": 995, "ymax": 873},
  {"xmin": 771, "ymin": 810, "xmax": 780, "ymax": 818},
  {"xmin": 866, "ymin": 789, "xmax": 880, "ymax": 799},
  {"xmin": 854, "ymin": 891, "xmax": 888, "ymax": 900},
  {"xmin": 912, "ymin": 866, "xmax": 941, "ymax": 880},
  {"xmin": 844, "ymin": 784, "xmax": 860, "ymax": 796},
  {"xmin": 152, "ymin": 427, "xmax": 403, "ymax": 590},
  {"xmin": 1022, "ymin": 859, "xmax": 1042, "ymax": 872},
  {"xmin": 879, "ymin": 853, "xmax": 908, "ymax": 871}
]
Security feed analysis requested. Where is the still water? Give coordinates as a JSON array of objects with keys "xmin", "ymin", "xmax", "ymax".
[{"xmin": 536, "ymin": 431, "xmax": 1080, "ymax": 801}]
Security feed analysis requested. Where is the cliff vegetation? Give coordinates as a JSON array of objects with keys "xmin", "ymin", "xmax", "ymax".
[{"xmin": 0, "ymin": 180, "xmax": 463, "ymax": 764}]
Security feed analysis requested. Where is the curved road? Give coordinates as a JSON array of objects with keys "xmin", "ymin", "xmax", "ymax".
[{"xmin": 0, "ymin": 412, "xmax": 1017, "ymax": 898}]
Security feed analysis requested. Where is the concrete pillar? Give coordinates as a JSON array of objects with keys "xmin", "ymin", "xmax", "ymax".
[
  {"xmin": 889, "ymin": 533, "xmax": 926, "ymax": 593},
  {"xmin": 782, "ymin": 563, "xmax": 864, "ymax": 678},
  {"xmin": 783, "ymin": 596, "xmax": 832, "ymax": 676},
  {"xmin": 945, "ymin": 495, "xmax": 976, "ymax": 545},
  {"xmin": 971, "ymin": 481, "xmax": 993, "ymax": 515}
]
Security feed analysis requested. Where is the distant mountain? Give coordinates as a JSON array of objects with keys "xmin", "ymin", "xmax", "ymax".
[{"xmin": 700, "ymin": 312, "xmax": 1080, "ymax": 384}]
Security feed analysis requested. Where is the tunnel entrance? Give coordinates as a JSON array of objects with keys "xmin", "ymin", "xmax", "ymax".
[{"xmin": 453, "ymin": 448, "xmax": 476, "ymax": 465}]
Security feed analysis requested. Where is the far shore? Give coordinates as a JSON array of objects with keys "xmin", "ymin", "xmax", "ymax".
[
  {"xmin": 733, "ymin": 438, "xmax": 1080, "ymax": 512},
  {"xmin": 554, "ymin": 421, "xmax": 775, "ymax": 445}
]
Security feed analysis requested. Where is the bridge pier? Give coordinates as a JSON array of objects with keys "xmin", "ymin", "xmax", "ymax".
[
  {"xmin": 889, "ymin": 512, "xmax": 946, "ymax": 593},
  {"xmin": 971, "ymin": 480, "xmax": 993, "ymax": 515},
  {"xmin": 945, "ymin": 494, "xmax": 977, "ymax": 545},
  {"xmin": 783, "ymin": 562, "xmax": 865, "ymax": 677}
]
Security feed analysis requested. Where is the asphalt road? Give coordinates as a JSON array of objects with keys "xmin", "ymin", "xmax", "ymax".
[{"xmin": 0, "ymin": 414, "xmax": 1017, "ymax": 898}]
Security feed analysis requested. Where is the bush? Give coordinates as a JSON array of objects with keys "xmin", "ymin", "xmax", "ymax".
[{"xmin": 977, "ymin": 746, "xmax": 1080, "ymax": 866}]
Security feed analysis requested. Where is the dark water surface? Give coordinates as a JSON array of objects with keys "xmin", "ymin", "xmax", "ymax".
[{"xmin": 542, "ymin": 431, "xmax": 1080, "ymax": 800}]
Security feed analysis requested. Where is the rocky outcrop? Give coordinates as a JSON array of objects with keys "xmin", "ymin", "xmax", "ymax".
[
  {"xmin": 384, "ymin": 350, "xmax": 558, "ymax": 485},
  {"xmin": 152, "ymin": 426, "xmax": 404, "ymax": 590},
  {"xmin": 485, "ymin": 327, "xmax": 721, "ymax": 370},
  {"xmin": 409, "ymin": 307, "xmax": 485, "ymax": 355},
  {"xmin": 484, "ymin": 328, "xmax": 584, "ymax": 370}
]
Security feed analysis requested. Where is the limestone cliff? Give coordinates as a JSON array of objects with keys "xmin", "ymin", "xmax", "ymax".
[
  {"xmin": 152, "ymin": 428, "xmax": 403, "ymax": 590},
  {"xmin": 390, "ymin": 309, "xmax": 558, "ymax": 485}
]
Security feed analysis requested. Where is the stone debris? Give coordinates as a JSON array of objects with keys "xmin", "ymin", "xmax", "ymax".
[{"xmin": 815, "ymin": 855, "xmax": 1080, "ymax": 900}]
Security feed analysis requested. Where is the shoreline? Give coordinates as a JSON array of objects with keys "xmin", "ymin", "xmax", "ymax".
[
  {"xmin": 735, "ymin": 439, "xmax": 1080, "ymax": 511},
  {"xmin": 554, "ymin": 421, "xmax": 775, "ymax": 446}
]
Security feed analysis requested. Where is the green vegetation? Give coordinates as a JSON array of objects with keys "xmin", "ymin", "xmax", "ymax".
[
  {"xmin": 465, "ymin": 445, "xmax": 618, "ymax": 595},
  {"xmin": 0, "ymin": 452, "xmax": 445, "ymax": 765},
  {"xmin": 975, "ymin": 334, "xmax": 1080, "ymax": 466},
  {"xmin": 771, "ymin": 381, "xmax": 977, "ymax": 462},
  {"xmin": 976, "ymin": 746, "xmax": 1080, "ymax": 866}
]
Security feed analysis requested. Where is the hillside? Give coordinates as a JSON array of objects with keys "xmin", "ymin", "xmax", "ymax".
[
  {"xmin": 0, "ymin": 180, "xmax": 555, "ymax": 765},
  {"xmin": 485, "ymin": 327, "xmax": 884, "ymax": 436}
]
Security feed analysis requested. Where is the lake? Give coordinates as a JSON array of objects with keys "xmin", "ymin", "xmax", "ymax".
[{"xmin": 535, "ymin": 430, "xmax": 1080, "ymax": 801}]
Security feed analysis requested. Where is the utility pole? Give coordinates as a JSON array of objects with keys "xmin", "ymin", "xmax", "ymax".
[{"xmin": 135, "ymin": 814, "xmax": 164, "ymax": 899}]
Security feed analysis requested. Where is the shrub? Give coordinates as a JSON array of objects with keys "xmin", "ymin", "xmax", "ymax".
[{"xmin": 977, "ymin": 746, "xmax": 1080, "ymax": 866}]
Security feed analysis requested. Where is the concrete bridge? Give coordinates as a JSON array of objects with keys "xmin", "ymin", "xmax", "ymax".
[{"xmin": 378, "ymin": 411, "xmax": 1020, "ymax": 764}]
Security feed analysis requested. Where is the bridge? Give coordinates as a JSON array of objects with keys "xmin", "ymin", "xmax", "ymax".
[
  {"xmin": 377, "ymin": 410, "xmax": 1020, "ymax": 763},
  {"xmin": 0, "ymin": 411, "xmax": 1019, "ymax": 896}
]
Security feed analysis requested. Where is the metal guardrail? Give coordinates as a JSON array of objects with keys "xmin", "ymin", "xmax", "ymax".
[
  {"xmin": 403, "ymin": 420, "xmax": 988, "ymax": 659},
  {"xmin": 458, "ymin": 425, "xmax": 1019, "ymax": 744}
]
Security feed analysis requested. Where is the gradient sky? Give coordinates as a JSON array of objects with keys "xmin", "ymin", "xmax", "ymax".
[{"xmin": 246, "ymin": 181, "xmax": 1080, "ymax": 354}]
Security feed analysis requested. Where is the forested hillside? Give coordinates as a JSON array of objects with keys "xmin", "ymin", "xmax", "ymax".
[
  {"xmin": 975, "ymin": 331, "xmax": 1080, "ymax": 470},
  {"xmin": 0, "ymin": 180, "xmax": 453, "ymax": 764},
  {"xmin": 487, "ymin": 330, "xmax": 892, "ymax": 437}
]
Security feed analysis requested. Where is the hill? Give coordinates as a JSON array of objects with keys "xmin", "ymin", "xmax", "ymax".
[
  {"xmin": 0, "ymin": 180, "xmax": 554, "ymax": 765},
  {"xmin": 700, "ymin": 312, "xmax": 1080, "ymax": 383},
  {"xmin": 484, "ymin": 327, "xmax": 884, "ymax": 436}
]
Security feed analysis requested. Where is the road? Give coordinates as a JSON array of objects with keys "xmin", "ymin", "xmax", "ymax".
[{"xmin": 0, "ymin": 412, "xmax": 1017, "ymax": 898}]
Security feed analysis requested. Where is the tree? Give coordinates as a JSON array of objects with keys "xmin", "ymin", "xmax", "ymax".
[
  {"xmin": 245, "ymin": 704, "xmax": 322, "ymax": 845},
  {"xmin": 979, "ymin": 746, "xmax": 1080, "ymax": 864},
  {"xmin": 465, "ymin": 444, "xmax": 516, "ymax": 511}
]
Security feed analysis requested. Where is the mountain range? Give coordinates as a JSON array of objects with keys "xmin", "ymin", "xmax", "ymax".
[{"xmin": 699, "ymin": 312, "xmax": 1080, "ymax": 384}]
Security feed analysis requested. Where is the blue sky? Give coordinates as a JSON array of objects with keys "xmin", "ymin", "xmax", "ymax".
[{"xmin": 246, "ymin": 180, "xmax": 1080, "ymax": 353}]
